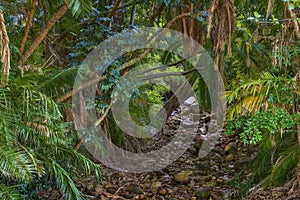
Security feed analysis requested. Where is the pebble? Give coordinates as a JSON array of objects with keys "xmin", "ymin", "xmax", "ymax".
[
  {"xmin": 159, "ymin": 188, "xmax": 167, "ymax": 195},
  {"xmin": 150, "ymin": 182, "xmax": 162, "ymax": 194},
  {"xmin": 226, "ymin": 153, "xmax": 235, "ymax": 161},
  {"xmin": 194, "ymin": 186, "xmax": 211, "ymax": 199},
  {"xmin": 174, "ymin": 171, "xmax": 191, "ymax": 182}
]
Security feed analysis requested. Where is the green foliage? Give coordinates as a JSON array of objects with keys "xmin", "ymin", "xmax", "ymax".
[
  {"xmin": 225, "ymin": 108, "xmax": 295, "ymax": 144},
  {"xmin": 225, "ymin": 72, "xmax": 294, "ymax": 119},
  {"xmin": 129, "ymin": 83, "xmax": 167, "ymax": 126},
  {"xmin": 230, "ymin": 133, "xmax": 299, "ymax": 195},
  {"xmin": 0, "ymin": 69, "xmax": 101, "ymax": 200}
]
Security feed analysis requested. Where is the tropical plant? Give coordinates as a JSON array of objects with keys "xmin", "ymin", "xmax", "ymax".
[
  {"xmin": 0, "ymin": 68, "xmax": 102, "ymax": 200},
  {"xmin": 225, "ymin": 69, "xmax": 300, "ymax": 193}
]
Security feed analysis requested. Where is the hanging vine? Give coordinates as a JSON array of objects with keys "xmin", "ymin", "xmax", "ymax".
[{"xmin": 207, "ymin": 0, "xmax": 235, "ymax": 79}]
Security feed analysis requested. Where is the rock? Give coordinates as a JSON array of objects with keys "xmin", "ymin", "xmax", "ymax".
[
  {"xmin": 94, "ymin": 187, "xmax": 103, "ymax": 195},
  {"xmin": 174, "ymin": 171, "xmax": 191, "ymax": 182},
  {"xmin": 144, "ymin": 126, "xmax": 158, "ymax": 137},
  {"xmin": 126, "ymin": 183, "xmax": 136, "ymax": 191},
  {"xmin": 181, "ymin": 108, "xmax": 191, "ymax": 116},
  {"xmin": 184, "ymin": 97, "xmax": 196, "ymax": 106},
  {"xmin": 226, "ymin": 153, "xmax": 235, "ymax": 161},
  {"xmin": 224, "ymin": 142, "xmax": 237, "ymax": 154},
  {"xmin": 111, "ymin": 172, "xmax": 123, "ymax": 179},
  {"xmin": 211, "ymin": 147, "xmax": 222, "ymax": 154},
  {"xmin": 87, "ymin": 184, "xmax": 94, "ymax": 190},
  {"xmin": 104, "ymin": 183, "xmax": 113, "ymax": 189},
  {"xmin": 182, "ymin": 118, "xmax": 198, "ymax": 128},
  {"xmin": 199, "ymin": 126, "xmax": 206, "ymax": 135},
  {"xmin": 133, "ymin": 186, "xmax": 143, "ymax": 194},
  {"xmin": 150, "ymin": 182, "xmax": 162, "ymax": 194},
  {"xmin": 211, "ymin": 190, "xmax": 225, "ymax": 200},
  {"xmin": 194, "ymin": 186, "xmax": 211, "ymax": 199},
  {"xmin": 193, "ymin": 135, "xmax": 203, "ymax": 149},
  {"xmin": 107, "ymin": 187, "xmax": 117, "ymax": 194},
  {"xmin": 192, "ymin": 113, "xmax": 201, "ymax": 121},
  {"xmin": 159, "ymin": 188, "xmax": 167, "ymax": 195},
  {"xmin": 190, "ymin": 103, "xmax": 200, "ymax": 113},
  {"xmin": 189, "ymin": 146, "xmax": 198, "ymax": 154}
]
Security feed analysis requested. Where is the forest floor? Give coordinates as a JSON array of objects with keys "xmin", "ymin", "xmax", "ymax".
[{"xmin": 73, "ymin": 100, "xmax": 300, "ymax": 200}]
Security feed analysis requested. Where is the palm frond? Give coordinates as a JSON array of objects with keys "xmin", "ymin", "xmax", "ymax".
[
  {"xmin": 37, "ymin": 67, "xmax": 78, "ymax": 98},
  {"xmin": 57, "ymin": 146, "xmax": 102, "ymax": 183},
  {"xmin": 0, "ymin": 184, "xmax": 21, "ymax": 200},
  {"xmin": 67, "ymin": 0, "xmax": 92, "ymax": 17},
  {"xmin": 47, "ymin": 158, "xmax": 83, "ymax": 200},
  {"xmin": 225, "ymin": 72, "xmax": 293, "ymax": 119},
  {"xmin": 0, "ymin": 146, "xmax": 38, "ymax": 181}
]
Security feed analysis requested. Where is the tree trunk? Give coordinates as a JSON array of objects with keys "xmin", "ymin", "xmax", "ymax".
[
  {"xmin": 156, "ymin": 74, "xmax": 198, "ymax": 119},
  {"xmin": 18, "ymin": 2, "xmax": 70, "ymax": 74},
  {"xmin": 0, "ymin": 9, "xmax": 10, "ymax": 84},
  {"xmin": 20, "ymin": 0, "xmax": 36, "ymax": 54}
]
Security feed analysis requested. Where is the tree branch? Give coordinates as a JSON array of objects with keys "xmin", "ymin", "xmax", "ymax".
[
  {"xmin": 18, "ymin": 2, "xmax": 70, "ymax": 75},
  {"xmin": 104, "ymin": 0, "xmax": 122, "ymax": 26},
  {"xmin": 140, "ymin": 69, "xmax": 197, "ymax": 81},
  {"xmin": 20, "ymin": 0, "xmax": 36, "ymax": 54},
  {"xmin": 57, "ymin": 13, "xmax": 195, "ymax": 102},
  {"xmin": 56, "ymin": 75, "xmax": 106, "ymax": 103}
]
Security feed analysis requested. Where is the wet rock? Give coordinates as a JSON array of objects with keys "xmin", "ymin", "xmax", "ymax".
[
  {"xmin": 194, "ymin": 186, "xmax": 211, "ymax": 199},
  {"xmin": 181, "ymin": 108, "xmax": 191, "ymax": 116},
  {"xmin": 184, "ymin": 97, "xmax": 196, "ymax": 106}
]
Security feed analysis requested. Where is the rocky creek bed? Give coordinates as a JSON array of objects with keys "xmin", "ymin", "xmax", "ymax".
[
  {"xmin": 73, "ymin": 98, "xmax": 246, "ymax": 200},
  {"xmin": 72, "ymin": 97, "xmax": 300, "ymax": 200}
]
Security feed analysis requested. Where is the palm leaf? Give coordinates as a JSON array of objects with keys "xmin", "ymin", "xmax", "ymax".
[
  {"xmin": 0, "ymin": 146, "xmax": 38, "ymax": 181},
  {"xmin": 47, "ymin": 158, "xmax": 83, "ymax": 200}
]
